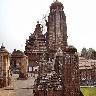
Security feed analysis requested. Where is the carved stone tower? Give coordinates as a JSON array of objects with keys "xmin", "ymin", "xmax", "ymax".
[
  {"xmin": 25, "ymin": 22, "xmax": 47, "ymax": 67},
  {"xmin": 33, "ymin": 1, "xmax": 83, "ymax": 96},
  {"xmin": 46, "ymin": 0, "xmax": 67, "ymax": 58}
]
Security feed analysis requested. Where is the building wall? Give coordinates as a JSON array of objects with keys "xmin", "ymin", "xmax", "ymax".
[{"xmin": 79, "ymin": 57, "xmax": 96, "ymax": 86}]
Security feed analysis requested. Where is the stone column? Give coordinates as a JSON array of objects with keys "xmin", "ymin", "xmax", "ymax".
[
  {"xmin": 0, "ymin": 45, "xmax": 11, "ymax": 87},
  {"xmin": 19, "ymin": 55, "xmax": 28, "ymax": 79},
  {"xmin": 63, "ymin": 46, "xmax": 80, "ymax": 96}
]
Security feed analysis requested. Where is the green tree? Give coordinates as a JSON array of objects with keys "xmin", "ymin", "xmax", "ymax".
[
  {"xmin": 91, "ymin": 51, "xmax": 96, "ymax": 60},
  {"xmin": 81, "ymin": 48, "xmax": 95, "ymax": 59},
  {"xmin": 87, "ymin": 48, "xmax": 95, "ymax": 59},
  {"xmin": 81, "ymin": 47, "xmax": 87, "ymax": 58}
]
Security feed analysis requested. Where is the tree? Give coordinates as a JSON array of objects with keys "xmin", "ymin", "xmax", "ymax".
[
  {"xmin": 87, "ymin": 48, "xmax": 95, "ymax": 59},
  {"xmin": 81, "ymin": 48, "xmax": 95, "ymax": 59},
  {"xmin": 91, "ymin": 51, "xmax": 96, "ymax": 60},
  {"xmin": 81, "ymin": 47, "xmax": 87, "ymax": 58}
]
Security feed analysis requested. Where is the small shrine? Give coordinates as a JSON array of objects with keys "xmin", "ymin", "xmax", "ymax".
[{"xmin": 11, "ymin": 49, "xmax": 28, "ymax": 79}]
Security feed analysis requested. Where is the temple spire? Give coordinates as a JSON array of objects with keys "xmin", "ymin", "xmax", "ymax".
[
  {"xmin": 1, "ymin": 43, "xmax": 5, "ymax": 49},
  {"xmin": 53, "ymin": 0, "xmax": 58, "ymax": 2}
]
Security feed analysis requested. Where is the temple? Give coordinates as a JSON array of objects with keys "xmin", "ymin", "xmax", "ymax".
[
  {"xmin": 11, "ymin": 49, "xmax": 28, "ymax": 79},
  {"xmin": 25, "ymin": 21, "xmax": 47, "ymax": 69},
  {"xmin": 25, "ymin": 0, "xmax": 83, "ymax": 96},
  {"xmin": 46, "ymin": 0, "xmax": 67, "ymax": 59},
  {"xmin": 25, "ymin": 0, "xmax": 68, "ymax": 67},
  {"xmin": 0, "ymin": 1, "xmax": 95, "ymax": 95}
]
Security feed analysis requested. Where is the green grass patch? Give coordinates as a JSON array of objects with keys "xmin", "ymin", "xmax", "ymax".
[{"xmin": 80, "ymin": 87, "xmax": 96, "ymax": 96}]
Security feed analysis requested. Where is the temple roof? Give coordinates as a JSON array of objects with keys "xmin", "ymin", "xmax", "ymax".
[
  {"xmin": 66, "ymin": 45, "xmax": 77, "ymax": 53},
  {"xmin": 79, "ymin": 57, "xmax": 96, "ymax": 70},
  {"xmin": 0, "ymin": 45, "xmax": 9, "ymax": 53},
  {"xmin": 11, "ymin": 49, "xmax": 25, "ymax": 57},
  {"xmin": 34, "ymin": 21, "xmax": 42, "ymax": 35},
  {"xmin": 28, "ymin": 21, "xmax": 45, "ymax": 41}
]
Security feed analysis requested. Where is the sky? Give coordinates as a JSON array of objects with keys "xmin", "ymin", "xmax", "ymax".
[{"xmin": 0, "ymin": 0, "xmax": 96, "ymax": 53}]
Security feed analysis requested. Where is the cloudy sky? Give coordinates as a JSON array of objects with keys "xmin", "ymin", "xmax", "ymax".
[{"xmin": 0, "ymin": 0, "xmax": 96, "ymax": 53}]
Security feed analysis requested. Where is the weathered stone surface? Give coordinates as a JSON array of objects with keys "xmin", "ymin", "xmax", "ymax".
[
  {"xmin": 11, "ymin": 49, "xmax": 28, "ymax": 79},
  {"xmin": 46, "ymin": 0, "xmax": 67, "ymax": 59},
  {"xmin": 0, "ymin": 45, "xmax": 11, "ymax": 87},
  {"xmin": 32, "ymin": 0, "xmax": 82, "ymax": 96},
  {"xmin": 0, "ymin": 73, "xmax": 35, "ymax": 96},
  {"xmin": 25, "ymin": 22, "xmax": 47, "ymax": 68}
]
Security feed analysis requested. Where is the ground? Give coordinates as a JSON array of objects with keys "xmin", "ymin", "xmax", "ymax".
[
  {"xmin": 0, "ymin": 73, "xmax": 36, "ymax": 96},
  {"xmin": 81, "ymin": 87, "xmax": 96, "ymax": 96},
  {"xmin": 1, "ymin": 74, "xmax": 96, "ymax": 96}
]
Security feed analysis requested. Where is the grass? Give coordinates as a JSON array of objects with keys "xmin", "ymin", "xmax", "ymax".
[{"xmin": 80, "ymin": 87, "xmax": 96, "ymax": 96}]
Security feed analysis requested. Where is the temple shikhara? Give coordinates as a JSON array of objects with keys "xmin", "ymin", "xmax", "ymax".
[
  {"xmin": 25, "ymin": 22, "xmax": 47, "ymax": 67},
  {"xmin": 25, "ymin": 0, "xmax": 83, "ymax": 96},
  {"xmin": 25, "ymin": 0, "xmax": 68, "ymax": 64}
]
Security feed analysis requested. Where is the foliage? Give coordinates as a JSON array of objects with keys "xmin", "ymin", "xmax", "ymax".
[
  {"xmin": 91, "ymin": 51, "xmax": 96, "ymax": 60},
  {"xmin": 81, "ymin": 48, "xmax": 87, "ymax": 58},
  {"xmin": 87, "ymin": 48, "xmax": 95, "ymax": 59},
  {"xmin": 81, "ymin": 47, "xmax": 96, "ymax": 59},
  {"xmin": 80, "ymin": 87, "xmax": 96, "ymax": 96}
]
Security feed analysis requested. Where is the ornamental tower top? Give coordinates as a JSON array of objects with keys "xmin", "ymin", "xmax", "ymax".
[
  {"xmin": 50, "ymin": 0, "xmax": 64, "ymax": 11},
  {"xmin": 46, "ymin": 0, "xmax": 67, "ymax": 58}
]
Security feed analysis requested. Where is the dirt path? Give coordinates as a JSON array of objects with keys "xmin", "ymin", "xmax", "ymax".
[{"xmin": 0, "ymin": 73, "xmax": 35, "ymax": 96}]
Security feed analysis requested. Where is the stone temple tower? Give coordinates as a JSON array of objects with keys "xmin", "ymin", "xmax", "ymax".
[
  {"xmin": 33, "ymin": 1, "xmax": 84, "ymax": 96},
  {"xmin": 46, "ymin": 0, "xmax": 67, "ymax": 58}
]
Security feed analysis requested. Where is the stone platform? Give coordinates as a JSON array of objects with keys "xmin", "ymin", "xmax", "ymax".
[{"xmin": 0, "ymin": 73, "xmax": 36, "ymax": 96}]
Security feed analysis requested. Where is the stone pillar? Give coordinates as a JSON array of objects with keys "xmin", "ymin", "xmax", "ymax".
[
  {"xmin": 0, "ymin": 45, "xmax": 11, "ymax": 87},
  {"xmin": 54, "ymin": 47, "xmax": 63, "ymax": 76},
  {"xmin": 19, "ymin": 55, "xmax": 28, "ymax": 79},
  {"xmin": 63, "ymin": 46, "xmax": 80, "ymax": 96}
]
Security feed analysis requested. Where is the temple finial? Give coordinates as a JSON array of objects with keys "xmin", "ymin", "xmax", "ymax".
[
  {"xmin": 2, "ymin": 43, "xmax": 3, "ymax": 47},
  {"xmin": 37, "ymin": 21, "xmax": 39, "ymax": 24},
  {"xmin": 1, "ymin": 43, "xmax": 5, "ymax": 48}
]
